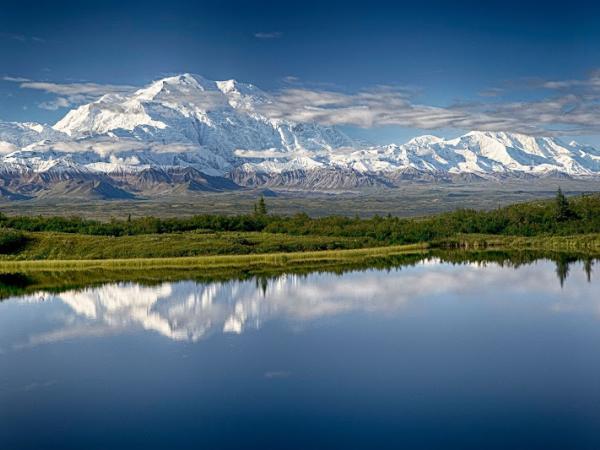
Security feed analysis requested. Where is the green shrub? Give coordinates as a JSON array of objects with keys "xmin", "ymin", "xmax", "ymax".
[{"xmin": 0, "ymin": 229, "xmax": 28, "ymax": 254}]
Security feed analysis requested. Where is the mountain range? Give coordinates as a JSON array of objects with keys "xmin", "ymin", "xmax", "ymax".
[{"xmin": 1, "ymin": 73, "xmax": 599, "ymax": 199}]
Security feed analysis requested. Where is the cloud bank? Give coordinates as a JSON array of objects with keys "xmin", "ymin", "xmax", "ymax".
[
  {"xmin": 3, "ymin": 70, "xmax": 600, "ymax": 136},
  {"xmin": 259, "ymin": 70, "xmax": 600, "ymax": 136}
]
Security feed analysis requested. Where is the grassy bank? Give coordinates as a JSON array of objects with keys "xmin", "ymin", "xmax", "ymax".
[
  {"xmin": 0, "ymin": 243, "xmax": 426, "ymax": 272},
  {"xmin": 0, "ymin": 230, "xmax": 376, "ymax": 260},
  {"xmin": 2, "ymin": 233, "xmax": 599, "ymax": 273},
  {"xmin": 2, "ymin": 229, "xmax": 598, "ymax": 262}
]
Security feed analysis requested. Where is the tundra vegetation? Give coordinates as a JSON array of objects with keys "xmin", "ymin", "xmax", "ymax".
[{"xmin": 0, "ymin": 190, "xmax": 598, "ymax": 261}]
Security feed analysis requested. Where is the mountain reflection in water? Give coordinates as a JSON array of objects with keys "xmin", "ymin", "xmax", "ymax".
[{"xmin": 6, "ymin": 257, "xmax": 598, "ymax": 346}]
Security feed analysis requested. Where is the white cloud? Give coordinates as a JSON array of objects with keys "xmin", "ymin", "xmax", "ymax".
[
  {"xmin": 256, "ymin": 86, "xmax": 540, "ymax": 134},
  {"xmin": 254, "ymin": 31, "xmax": 283, "ymax": 39},
  {"xmin": 2, "ymin": 76, "xmax": 31, "ymax": 82},
  {"xmin": 2, "ymin": 78, "xmax": 137, "ymax": 110},
  {"xmin": 18, "ymin": 81, "xmax": 134, "ymax": 97},
  {"xmin": 255, "ymin": 70, "xmax": 600, "ymax": 136},
  {"xmin": 38, "ymin": 97, "xmax": 71, "ymax": 111}
]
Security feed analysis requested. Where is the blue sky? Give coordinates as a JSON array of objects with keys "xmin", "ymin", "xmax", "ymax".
[{"xmin": 1, "ymin": 0, "xmax": 599, "ymax": 144}]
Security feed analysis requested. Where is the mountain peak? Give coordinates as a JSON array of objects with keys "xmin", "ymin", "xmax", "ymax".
[
  {"xmin": 216, "ymin": 79, "xmax": 241, "ymax": 93},
  {"xmin": 463, "ymin": 130, "xmax": 514, "ymax": 141},
  {"xmin": 463, "ymin": 130, "xmax": 556, "ymax": 143},
  {"xmin": 157, "ymin": 73, "xmax": 207, "ymax": 85},
  {"xmin": 215, "ymin": 78, "xmax": 257, "ymax": 94},
  {"xmin": 406, "ymin": 135, "xmax": 443, "ymax": 146}
]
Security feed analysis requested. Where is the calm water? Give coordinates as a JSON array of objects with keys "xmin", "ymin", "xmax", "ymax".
[{"xmin": 1, "ymin": 258, "xmax": 600, "ymax": 449}]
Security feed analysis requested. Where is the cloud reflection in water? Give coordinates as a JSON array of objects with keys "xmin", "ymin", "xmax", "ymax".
[{"xmin": 7, "ymin": 259, "xmax": 600, "ymax": 347}]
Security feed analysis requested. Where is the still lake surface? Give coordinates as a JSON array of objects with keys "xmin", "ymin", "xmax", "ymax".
[{"xmin": 1, "ymin": 257, "xmax": 600, "ymax": 449}]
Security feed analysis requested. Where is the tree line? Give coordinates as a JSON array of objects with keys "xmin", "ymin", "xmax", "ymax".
[{"xmin": 0, "ymin": 190, "xmax": 599, "ymax": 244}]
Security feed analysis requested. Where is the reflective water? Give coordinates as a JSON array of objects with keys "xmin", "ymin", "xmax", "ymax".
[{"xmin": 1, "ymin": 258, "xmax": 600, "ymax": 449}]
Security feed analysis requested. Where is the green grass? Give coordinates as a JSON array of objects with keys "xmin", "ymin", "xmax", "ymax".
[
  {"xmin": 1, "ymin": 230, "xmax": 377, "ymax": 260},
  {"xmin": 0, "ymin": 243, "xmax": 426, "ymax": 272},
  {"xmin": 1, "ymin": 228, "xmax": 599, "ymax": 265}
]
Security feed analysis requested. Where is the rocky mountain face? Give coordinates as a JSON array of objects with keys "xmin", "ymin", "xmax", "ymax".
[{"xmin": 0, "ymin": 73, "xmax": 599, "ymax": 199}]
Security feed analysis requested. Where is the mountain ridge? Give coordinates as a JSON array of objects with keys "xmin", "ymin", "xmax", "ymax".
[{"xmin": 0, "ymin": 73, "xmax": 599, "ymax": 198}]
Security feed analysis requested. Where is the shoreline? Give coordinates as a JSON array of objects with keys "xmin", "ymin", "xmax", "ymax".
[
  {"xmin": 1, "ymin": 233, "xmax": 599, "ymax": 271},
  {"xmin": 0, "ymin": 243, "xmax": 427, "ymax": 272},
  {"xmin": 0, "ymin": 239, "xmax": 597, "ymax": 299}
]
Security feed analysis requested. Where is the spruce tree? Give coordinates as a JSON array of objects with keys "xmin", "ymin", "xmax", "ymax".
[
  {"xmin": 257, "ymin": 196, "xmax": 267, "ymax": 215},
  {"xmin": 555, "ymin": 187, "xmax": 571, "ymax": 221}
]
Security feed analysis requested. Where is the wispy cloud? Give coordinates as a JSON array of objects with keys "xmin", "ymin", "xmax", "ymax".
[
  {"xmin": 254, "ymin": 31, "xmax": 282, "ymax": 39},
  {"xmin": 478, "ymin": 87, "xmax": 505, "ymax": 98},
  {"xmin": 282, "ymin": 75, "xmax": 301, "ymax": 84},
  {"xmin": 18, "ymin": 81, "xmax": 135, "ymax": 97},
  {"xmin": 257, "ymin": 86, "xmax": 533, "ymax": 133},
  {"xmin": 0, "ymin": 32, "xmax": 45, "ymax": 43},
  {"xmin": 3, "ymin": 70, "xmax": 600, "ymax": 136},
  {"xmin": 38, "ymin": 97, "xmax": 71, "ymax": 111},
  {"xmin": 256, "ymin": 70, "xmax": 600, "ymax": 136},
  {"xmin": 2, "ymin": 76, "xmax": 30, "ymax": 83},
  {"xmin": 3, "ymin": 77, "xmax": 136, "ymax": 110},
  {"xmin": 536, "ymin": 69, "xmax": 600, "ymax": 92}
]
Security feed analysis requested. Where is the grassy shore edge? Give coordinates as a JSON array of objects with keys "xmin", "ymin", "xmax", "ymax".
[
  {"xmin": 0, "ymin": 243, "xmax": 428, "ymax": 272},
  {"xmin": 1, "ymin": 233, "xmax": 600, "ymax": 273}
]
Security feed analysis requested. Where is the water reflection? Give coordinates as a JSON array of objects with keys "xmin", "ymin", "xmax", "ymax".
[
  {"xmin": 3, "ymin": 256, "xmax": 600, "ymax": 450},
  {"xmin": 436, "ymin": 252, "xmax": 596, "ymax": 288},
  {"xmin": 0, "ymin": 252, "xmax": 596, "ymax": 303},
  {"xmin": 3, "ymin": 257, "xmax": 599, "ymax": 347}
]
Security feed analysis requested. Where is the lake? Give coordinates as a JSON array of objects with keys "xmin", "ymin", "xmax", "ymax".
[{"xmin": 1, "ymin": 256, "xmax": 599, "ymax": 449}]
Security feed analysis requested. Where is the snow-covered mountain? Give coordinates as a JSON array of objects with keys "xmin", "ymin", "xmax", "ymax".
[
  {"xmin": 348, "ymin": 131, "xmax": 600, "ymax": 177},
  {"xmin": 0, "ymin": 121, "xmax": 66, "ymax": 153},
  {"xmin": 48, "ymin": 73, "xmax": 356, "ymax": 176},
  {"xmin": 0, "ymin": 73, "xmax": 599, "ymax": 197}
]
